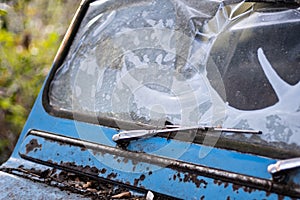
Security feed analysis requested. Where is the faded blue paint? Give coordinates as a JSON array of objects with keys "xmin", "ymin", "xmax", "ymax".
[{"xmin": 18, "ymin": 133, "xmax": 279, "ymax": 199}]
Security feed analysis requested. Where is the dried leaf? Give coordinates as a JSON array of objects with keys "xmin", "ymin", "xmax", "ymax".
[
  {"xmin": 111, "ymin": 191, "xmax": 131, "ymax": 199},
  {"xmin": 86, "ymin": 188, "xmax": 98, "ymax": 193},
  {"xmin": 83, "ymin": 181, "xmax": 92, "ymax": 189}
]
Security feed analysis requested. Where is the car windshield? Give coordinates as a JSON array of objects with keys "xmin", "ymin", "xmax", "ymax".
[{"xmin": 48, "ymin": 0, "xmax": 300, "ymax": 155}]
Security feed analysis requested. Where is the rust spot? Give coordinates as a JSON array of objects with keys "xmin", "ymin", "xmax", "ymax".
[
  {"xmin": 224, "ymin": 182, "xmax": 229, "ymax": 188},
  {"xmin": 86, "ymin": 166, "xmax": 99, "ymax": 174},
  {"xmin": 140, "ymin": 174, "xmax": 145, "ymax": 181},
  {"xmin": 214, "ymin": 179, "xmax": 222, "ymax": 186},
  {"xmin": 173, "ymin": 174, "xmax": 176, "ymax": 181},
  {"xmin": 148, "ymin": 171, "xmax": 152, "ymax": 175},
  {"xmin": 100, "ymin": 168, "xmax": 107, "ymax": 174},
  {"xmin": 59, "ymin": 162, "xmax": 99, "ymax": 176},
  {"xmin": 47, "ymin": 159, "xmax": 57, "ymax": 165},
  {"xmin": 278, "ymin": 195, "xmax": 284, "ymax": 200},
  {"xmin": 123, "ymin": 158, "xmax": 128, "ymax": 164},
  {"xmin": 183, "ymin": 174, "xmax": 188, "ymax": 182},
  {"xmin": 203, "ymin": 180, "xmax": 207, "ymax": 188},
  {"xmin": 134, "ymin": 178, "xmax": 139, "ymax": 187},
  {"xmin": 232, "ymin": 184, "xmax": 240, "ymax": 193},
  {"xmin": 133, "ymin": 174, "xmax": 146, "ymax": 187},
  {"xmin": 26, "ymin": 139, "xmax": 42, "ymax": 154},
  {"xmin": 226, "ymin": 196, "xmax": 230, "ymax": 200},
  {"xmin": 242, "ymin": 186, "xmax": 255, "ymax": 194},
  {"xmin": 92, "ymin": 149, "xmax": 106, "ymax": 157},
  {"xmin": 183, "ymin": 173, "xmax": 207, "ymax": 188},
  {"xmin": 107, "ymin": 172, "xmax": 117, "ymax": 179},
  {"xmin": 200, "ymin": 195, "xmax": 205, "ymax": 200},
  {"xmin": 214, "ymin": 179, "xmax": 230, "ymax": 189}
]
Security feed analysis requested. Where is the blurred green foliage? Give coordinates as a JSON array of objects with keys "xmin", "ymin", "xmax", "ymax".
[{"xmin": 0, "ymin": 0, "xmax": 79, "ymax": 163}]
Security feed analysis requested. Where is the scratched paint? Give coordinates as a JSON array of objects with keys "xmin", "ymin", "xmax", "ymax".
[{"xmin": 15, "ymin": 130, "xmax": 299, "ymax": 199}]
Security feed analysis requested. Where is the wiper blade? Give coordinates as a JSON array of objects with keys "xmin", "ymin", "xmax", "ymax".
[{"xmin": 112, "ymin": 125, "xmax": 262, "ymax": 142}]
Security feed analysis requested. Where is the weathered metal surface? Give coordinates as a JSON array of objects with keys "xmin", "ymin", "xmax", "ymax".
[
  {"xmin": 0, "ymin": 171, "xmax": 89, "ymax": 199},
  {"xmin": 25, "ymin": 139, "xmax": 42, "ymax": 154},
  {"xmin": 0, "ymin": 166, "xmax": 150, "ymax": 199},
  {"xmin": 17, "ymin": 130, "xmax": 300, "ymax": 199},
  {"xmin": 27, "ymin": 129, "xmax": 275, "ymax": 180}
]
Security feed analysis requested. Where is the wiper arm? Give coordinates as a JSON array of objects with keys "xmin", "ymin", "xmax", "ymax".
[
  {"xmin": 268, "ymin": 157, "xmax": 300, "ymax": 174},
  {"xmin": 268, "ymin": 157, "xmax": 300, "ymax": 183},
  {"xmin": 112, "ymin": 125, "xmax": 262, "ymax": 142}
]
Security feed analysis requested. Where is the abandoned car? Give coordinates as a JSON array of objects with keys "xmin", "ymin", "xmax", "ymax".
[{"xmin": 1, "ymin": 0, "xmax": 300, "ymax": 199}]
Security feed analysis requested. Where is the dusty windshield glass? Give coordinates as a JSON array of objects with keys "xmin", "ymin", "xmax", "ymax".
[{"xmin": 49, "ymin": 0, "xmax": 300, "ymax": 153}]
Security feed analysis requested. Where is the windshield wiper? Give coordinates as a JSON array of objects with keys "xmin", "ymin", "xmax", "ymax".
[
  {"xmin": 268, "ymin": 157, "xmax": 300, "ymax": 182},
  {"xmin": 112, "ymin": 125, "xmax": 262, "ymax": 142},
  {"xmin": 268, "ymin": 157, "xmax": 300, "ymax": 174}
]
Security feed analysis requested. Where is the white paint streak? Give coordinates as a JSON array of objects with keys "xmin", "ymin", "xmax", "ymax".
[{"xmin": 257, "ymin": 48, "xmax": 291, "ymax": 100}]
